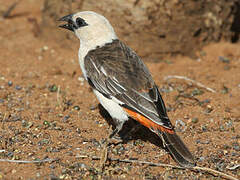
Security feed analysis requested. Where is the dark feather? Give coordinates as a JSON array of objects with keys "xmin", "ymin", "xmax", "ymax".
[
  {"xmin": 84, "ymin": 40, "xmax": 172, "ymax": 129},
  {"xmin": 161, "ymin": 131, "xmax": 195, "ymax": 167},
  {"xmin": 84, "ymin": 39, "xmax": 195, "ymax": 167}
]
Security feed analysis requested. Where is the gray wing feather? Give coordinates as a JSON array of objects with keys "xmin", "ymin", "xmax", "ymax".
[{"xmin": 84, "ymin": 40, "xmax": 173, "ymax": 129}]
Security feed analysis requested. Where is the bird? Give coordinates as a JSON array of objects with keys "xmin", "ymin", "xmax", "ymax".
[{"xmin": 59, "ymin": 11, "xmax": 195, "ymax": 167}]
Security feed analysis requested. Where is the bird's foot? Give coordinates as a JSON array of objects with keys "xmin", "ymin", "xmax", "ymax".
[
  {"xmin": 100, "ymin": 124, "xmax": 124, "ymax": 170},
  {"xmin": 100, "ymin": 138, "xmax": 109, "ymax": 170}
]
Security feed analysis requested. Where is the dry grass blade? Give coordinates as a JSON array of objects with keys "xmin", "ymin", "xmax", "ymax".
[
  {"xmin": 2, "ymin": 0, "xmax": 21, "ymax": 18},
  {"xmin": 87, "ymin": 156, "xmax": 238, "ymax": 180},
  {"xmin": 0, "ymin": 158, "xmax": 57, "ymax": 163},
  {"xmin": 192, "ymin": 166, "xmax": 238, "ymax": 180},
  {"xmin": 164, "ymin": 75, "xmax": 216, "ymax": 93},
  {"xmin": 226, "ymin": 164, "xmax": 240, "ymax": 170},
  {"xmin": 57, "ymin": 85, "xmax": 62, "ymax": 109}
]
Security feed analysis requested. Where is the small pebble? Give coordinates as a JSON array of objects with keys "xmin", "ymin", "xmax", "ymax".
[
  {"xmin": 76, "ymin": 128, "xmax": 81, "ymax": 134},
  {"xmin": 66, "ymin": 151, "xmax": 73, "ymax": 156},
  {"xmin": 90, "ymin": 105, "xmax": 98, "ymax": 110},
  {"xmin": 78, "ymin": 76, "xmax": 84, "ymax": 82},
  {"xmin": 204, "ymin": 99, "xmax": 210, "ymax": 103},
  {"xmin": 196, "ymin": 139, "xmax": 210, "ymax": 144},
  {"xmin": 49, "ymin": 84, "xmax": 58, "ymax": 92},
  {"xmin": 11, "ymin": 169, "xmax": 16, "ymax": 174},
  {"xmin": 62, "ymin": 115, "xmax": 70, "ymax": 122},
  {"xmin": 73, "ymin": 105, "xmax": 80, "ymax": 111},
  {"xmin": 201, "ymin": 125, "xmax": 208, "ymax": 132},
  {"xmin": 43, "ymin": 120, "xmax": 50, "ymax": 126},
  {"xmin": 74, "ymin": 163, "xmax": 87, "ymax": 169},
  {"xmin": 58, "ymin": 114, "xmax": 63, "ymax": 117},
  {"xmin": 79, "ymin": 163, "xmax": 87, "ymax": 169},
  {"xmin": 175, "ymin": 119, "xmax": 186, "ymax": 132},
  {"xmin": 204, "ymin": 107, "xmax": 213, "ymax": 114},
  {"xmin": 38, "ymin": 139, "xmax": 50, "ymax": 146},
  {"xmin": 192, "ymin": 117, "xmax": 198, "ymax": 123},
  {"xmin": 191, "ymin": 88, "xmax": 204, "ymax": 96},
  {"xmin": 95, "ymin": 121, "xmax": 100, "ymax": 124},
  {"xmin": 223, "ymin": 150, "xmax": 228, "ymax": 155},
  {"xmin": 219, "ymin": 125, "xmax": 225, "ymax": 131},
  {"xmin": 200, "ymin": 51, "xmax": 206, "ymax": 56},
  {"xmin": 7, "ymin": 152, "xmax": 14, "ymax": 158},
  {"xmin": 15, "ymin": 85, "xmax": 22, "ymax": 90},
  {"xmin": 8, "ymin": 81, "xmax": 13, "ymax": 86},
  {"xmin": 198, "ymin": 156, "xmax": 205, "ymax": 162},
  {"xmin": 38, "ymin": 56, "xmax": 43, "ymax": 60},
  {"xmin": 22, "ymin": 120, "xmax": 33, "ymax": 128},
  {"xmin": 199, "ymin": 99, "xmax": 210, "ymax": 106},
  {"xmin": 36, "ymin": 173, "xmax": 41, "ymax": 178},
  {"xmin": 65, "ymin": 100, "xmax": 73, "ymax": 106},
  {"xmin": 231, "ymin": 152, "xmax": 238, "ymax": 156},
  {"xmin": 232, "ymin": 142, "xmax": 240, "ymax": 151},
  {"xmin": 231, "ymin": 135, "xmax": 240, "ymax": 139},
  {"xmin": 221, "ymin": 86, "xmax": 229, "ymax": 94},
  {"xmin": 91, "ymin": 139, "xmax": 100, "ymax": 148},
  {"xmin": 160, "ymin": 86, "xmax": 173, "ymax": 93},
  {"xmin": 224, "ymin": 65, "xmax": 231, "ymax": 70},
  {"xmin": 166, "ymin": 106, "xmax": 174, "ymax": 112},
  {"xmin": 49, "ymin": 164, "xmax": 56, "ymax": 169},
  {"xmin": 43, "ymin": 46, "xmax": 48, "ymax": 51},
  {"xmin": 219, "ymin": 56, "xmax": 230, "ymax": 63},
  {"xmin": 225, "ymin": 120, "xmax": 233, "ymax": 128}
]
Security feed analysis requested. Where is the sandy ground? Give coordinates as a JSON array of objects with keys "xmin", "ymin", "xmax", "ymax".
[{"xmin": 0, "ymin": 1, "xmax": 239, "ymax": 179}]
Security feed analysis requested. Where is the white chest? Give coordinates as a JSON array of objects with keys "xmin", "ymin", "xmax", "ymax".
[{"xmin": 78, "ymin": 46, "xmax": 88, "ymax": 80}]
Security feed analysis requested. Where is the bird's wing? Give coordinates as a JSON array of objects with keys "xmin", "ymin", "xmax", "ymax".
[{"xmin": 84, "ymin": 40, "xmax": 173, "ymax": 130}]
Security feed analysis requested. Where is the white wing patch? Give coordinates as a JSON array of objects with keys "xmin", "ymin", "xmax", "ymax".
[
  {"xmin": 111, "ymin": 77, "xmax": 126, "ymax": 91},
  {"xmin": 90, "ymin": 59, "xmax": 100, "ymax": 74},
  {"xmin": 100, "ymin": 66, "xmax": 107, "ymax": 76}
]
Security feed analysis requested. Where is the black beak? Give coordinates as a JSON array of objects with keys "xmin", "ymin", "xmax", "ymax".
[{"xmin": 58, "ymin": 14, "xmax": 75, "ymax": 32}]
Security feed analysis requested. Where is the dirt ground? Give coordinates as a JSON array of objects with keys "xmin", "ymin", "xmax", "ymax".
[{"xmin": 0, "ymin": 1, "xmax": 240, "ymax": 180}]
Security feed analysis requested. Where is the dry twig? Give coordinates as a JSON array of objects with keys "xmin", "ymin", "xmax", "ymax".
[
  {"xmin": 192, "ymin": 166, "xmax": 238, "ymax": 180},
  {"xmin": 78, "ymin": 155, "xmax": 238, "ymax": 180},
  {"xmin": 1, "ymin": 112, "xmax": 7, "ymax": 129},
  {"xmin": 164, "ymin": 75, "xmax": 216, "ymax": 93},
  {"xmin": 226, "ymin": 164, "xmax": 240, "ymax": 170},
  {"xmin": 0, "ymin": 158, "xmax": 57, "ymax": 163},
  {"xmin": 57, "ymin": 85, "xmax": 62, "ymax": 109},
  {"xmin": 2, "ymin": 0, "xmax": 21, "ymax": 18}
]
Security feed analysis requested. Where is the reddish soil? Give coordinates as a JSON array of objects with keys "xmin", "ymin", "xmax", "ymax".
[{"xmin": 0, "ymin": 1, "xmax": 239, "ymax": 179}]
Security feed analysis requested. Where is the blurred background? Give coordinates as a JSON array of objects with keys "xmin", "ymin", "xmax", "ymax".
[
  {"xmin": 42, "ymin": 0, "xmax": 240, "ymax": 59},
  {"xmin": 0, "ymin": 0, "xmax": 240, "ymax": 179},
  {"xmin": 2, "ymin": 0, "xmax": 239, "ymax": 58}
]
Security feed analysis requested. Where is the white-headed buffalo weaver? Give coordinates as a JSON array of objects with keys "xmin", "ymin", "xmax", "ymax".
[{"xmin": 59, "ymin": 11, "xmax": 195, "ymax": 167}]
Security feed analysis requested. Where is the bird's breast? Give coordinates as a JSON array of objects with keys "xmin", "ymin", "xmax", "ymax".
[{"xmin": 78, "ymin": 47, "xmax": 88, "ymax": 79}]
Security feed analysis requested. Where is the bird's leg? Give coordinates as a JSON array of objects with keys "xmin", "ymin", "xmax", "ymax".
[
  {"xmin": 109, "ymin": 125, "xmax": 122, "ymax": 139},
  {"xmin": 100, "ymin": 120, "xmax": 124, "ymax": 170}
]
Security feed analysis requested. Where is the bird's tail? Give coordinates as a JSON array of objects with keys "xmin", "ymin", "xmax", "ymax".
[{"xmin": 160, "ymin": 131, "xmax": 195, "ymax": 167}]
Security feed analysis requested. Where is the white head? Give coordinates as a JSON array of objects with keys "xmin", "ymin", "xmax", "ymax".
[{"xmin": 59, "ymin": 11, "xmax": 117, "ymax": 50}]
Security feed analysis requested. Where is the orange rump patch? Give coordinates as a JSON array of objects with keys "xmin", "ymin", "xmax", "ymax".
[{"xmin": 123, "ymin": 108, "xmax": 174, "ymax": 134}]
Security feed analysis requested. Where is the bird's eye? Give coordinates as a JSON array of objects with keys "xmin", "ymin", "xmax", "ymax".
[{"xmin": 76, "ymin": 17, "xmax": 87, "ymax": 27}]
